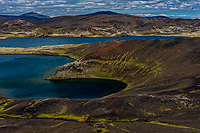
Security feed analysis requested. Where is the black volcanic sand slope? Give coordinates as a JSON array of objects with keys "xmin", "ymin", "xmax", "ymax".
[{"xmin": 0, "ymin": 38, "xmax": 200, "ymax": 133}]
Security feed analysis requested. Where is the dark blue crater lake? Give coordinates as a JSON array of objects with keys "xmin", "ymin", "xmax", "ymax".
[
  {"xmin": 0, "ymin": 55, "xmax": 126, "ymax": 99},
  {"xmin": 0, "ymin": 36, "xmax": 189, "ymax": 99},
  {"xmin": 0, "ymin": 36, "xmax": 187, "ymax": 48}
]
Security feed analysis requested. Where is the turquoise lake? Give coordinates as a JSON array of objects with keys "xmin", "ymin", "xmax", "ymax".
[{"xmin": 0, "ymin": 36, "xmax": 188, "ymax": 99}]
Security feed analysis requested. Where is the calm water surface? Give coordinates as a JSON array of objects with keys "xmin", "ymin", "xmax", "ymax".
[
  {"xmin": 0, "ymin": 55, "xmax": 126, "ymax": 99},
  {"xmin": 0, "ymin": 36, "xmax": 187, "ymax": 48}
]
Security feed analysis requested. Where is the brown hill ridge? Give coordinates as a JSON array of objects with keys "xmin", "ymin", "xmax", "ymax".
[
  {"xmin": 0, "ymin": 38, "xmax": 200, "ymax": 132},
  {"xmin": 1, "ymin": 11, "xmax": 200, "ymax": 37}
]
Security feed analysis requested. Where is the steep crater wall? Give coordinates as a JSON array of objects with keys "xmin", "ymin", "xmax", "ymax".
[{"xmin": 48, "ymin": 38, "xmax": 200, "ymax": 99}]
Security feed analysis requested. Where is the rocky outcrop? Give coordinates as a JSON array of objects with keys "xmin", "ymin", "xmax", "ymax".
[{"xmin": 48, "ymin": 60, "xmax": 91, "ymax": 79}]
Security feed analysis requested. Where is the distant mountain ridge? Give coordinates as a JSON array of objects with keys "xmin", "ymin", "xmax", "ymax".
[
  {"xmin": 0, "ymin": 12, "xmax": 50, "ymax": 23},
  {"xmin": 79, "ymin": 11, "xmax": 120, "ymax": 16},
  {"xmin": 153, "ymin": 16, "xmax": 169, "ymax": 18},
  {"xmin": 20, "ymin": 12, "xmax": 50, "ymax": 19}
]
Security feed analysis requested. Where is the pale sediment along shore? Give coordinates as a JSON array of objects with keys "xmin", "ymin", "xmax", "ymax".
[{"xmin": 0, "ymin": 37, "xmax": 7, "ymax": 39}]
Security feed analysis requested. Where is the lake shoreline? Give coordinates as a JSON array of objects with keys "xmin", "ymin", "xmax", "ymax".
[
  {"xmin": 0, "ymin": 34, "xmax": 197, "ymax": 39},
  {"xmin": 46, "ymin": 77, "xmax": 130, "ymax": 92},
  {"xmin": 0, "ymin": 37, "xmax": 7, "ymax": 39}
]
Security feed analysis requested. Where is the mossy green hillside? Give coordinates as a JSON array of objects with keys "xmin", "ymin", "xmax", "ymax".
[{"xmin": 0, "ymin": 99, "xmax": 15, "ymax": 112}]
